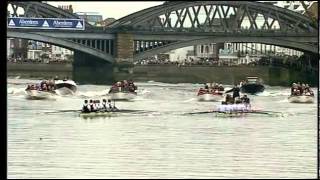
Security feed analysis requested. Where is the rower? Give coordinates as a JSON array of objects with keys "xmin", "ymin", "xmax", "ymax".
[
  {"xmin": 225, "ymin": 94, "xmax": 234, "ymax": 104},
  {"xmin": 241, "ymin": 95, "xmax": 251, "ymax": 109},
  {"xmin": 82, "ymin": 100, "xmax": 90, "ymax": 113},
  {"xmin": 106, "ymin": 99, "xmax": 113, "ymax": 111},
  {"xmin": 102, "ymin": 99, "xmax": 107, "ymax": 111},
  {"xmin": 108, "ymin": 99, "xmax": 118, "ymax": 111},
  {"xmin": 95, "ymin": 100, "xmax": 101, "ymax": 111},
  {"xmin": 89, "ymin": 100, "xmax": 96, "ymax": 112}
]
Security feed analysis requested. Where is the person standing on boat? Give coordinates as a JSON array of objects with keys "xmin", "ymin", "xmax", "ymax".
[{"xmin": 225, "ymin": 84, "xmax": 240, "ymax": 101}]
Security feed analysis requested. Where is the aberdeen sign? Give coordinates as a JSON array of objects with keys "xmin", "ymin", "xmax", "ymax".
[{"xmin": 7, "ymin": 17, "xmax": 85, "ymax": 30}]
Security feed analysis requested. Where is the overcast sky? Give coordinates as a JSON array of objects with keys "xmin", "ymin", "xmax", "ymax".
[{"xmin": 47, "ymin": 1, "xmax": 164, "ymax": 20}]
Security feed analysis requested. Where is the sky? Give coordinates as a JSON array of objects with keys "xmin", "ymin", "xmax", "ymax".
[{"xmin": 47, "ymin": 1, "xmax": 164, "ymax": 20}]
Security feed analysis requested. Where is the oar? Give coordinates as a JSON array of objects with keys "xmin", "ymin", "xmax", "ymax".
[
  {"xmin": 185, "ymin": 110, "xmax": 283, "ymax": 116},
  {"xmin": 186, "ymin": 110, "xmax": 235, "ymax": 115},
  {"xmin": 43, "ymin": 109, "xmax": 153, "ymax": 114},
  {"xmin": 43, "ymin": 109, "xmax": 81, "ymax": 114}
]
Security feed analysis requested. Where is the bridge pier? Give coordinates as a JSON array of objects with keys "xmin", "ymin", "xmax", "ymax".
[
  {"xmin": 112, "ymin": 33, "xmax": 135, "ymax": 81},
  {"xmin": 73, "ymin": 50, "xmax": 115, "ymax": 84}
]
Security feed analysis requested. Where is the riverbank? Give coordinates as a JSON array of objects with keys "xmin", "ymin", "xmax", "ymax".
[
  {"xmin": 7, "ymin": 62, "xmax": 73, "ymax": 79},
  {"xmin": 6, "ymin": 63, "xmax": 317, "ymax": 86}
]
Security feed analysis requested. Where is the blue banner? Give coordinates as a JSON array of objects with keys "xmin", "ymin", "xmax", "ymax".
[{"xmin": 7, "ymin": 17, "xmax": 85, "ymax": 30}]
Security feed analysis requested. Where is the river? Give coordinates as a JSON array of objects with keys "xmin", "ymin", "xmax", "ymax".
[{"xmin": 7, "ymin": 78, "xmax": 317, "ymax": 178}]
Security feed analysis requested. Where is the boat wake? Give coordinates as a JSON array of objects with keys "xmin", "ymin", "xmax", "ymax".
[
  {"xmin": 255, "ymin": 90, "xmax": 290, "ymax": 97},
  {"xmin": 183, "ymin": 98, "xmax": 197, "ymax": 102},
  {"xmin": 77, "ymin": 90, "xmax": 109, "ymax": 98},
  {"xmin": 7, "ymin": 87, "xmax": 26, "ymax": 95}
]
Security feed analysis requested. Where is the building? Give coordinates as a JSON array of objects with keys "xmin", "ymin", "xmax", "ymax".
[
  {"xmin": 218, "ymin": 48, "xmax": 239, "ymax": 66},
  {"xmin": 194, "ymin": 43, "xmax": 224, "ymax": 60},
  {"xmin": 98, "ymin": 18, "xmax": 116, "ymax": 27},
  {"xmin": 11, "ymin": 38, "xmax": 28, "ymax": 59},
  {"xmin": 57, "ymin": 5, "xmax": 73, "ymax": 13},
  {"xmin": 75, "ymin": 12, "xmax": 103, "ymax": 26},
  {"xmin": 303, "ymin": 1, "xmax": 318, "ymax": 21},
  {"xmin": 281, "ymin": 1, "xmax": 306, "ymax": 13},
  {"xmin": 7, "ymin": 38, "xmax": 14, "ymax": 59},
  {"xmin": 27, "ymin": 41, "xmax": 43, "ymax": 60},
  {"xmin": 51, "ymin": 45, "xmax": 73, "ymax": 61}
]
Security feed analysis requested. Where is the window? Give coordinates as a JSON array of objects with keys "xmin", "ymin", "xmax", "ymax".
[{"xmin": 205, "ymin": 46, "xmax": 209, "ymax": 53}]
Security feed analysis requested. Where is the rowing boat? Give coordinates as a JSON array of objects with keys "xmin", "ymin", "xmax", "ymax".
[
  {"xmin": 79, "ymin": 111, "xmax": 116, "ymax": 118},
  {"xmin": 186, "ymin": 109, "xmax": 282, "ymax": 117}
]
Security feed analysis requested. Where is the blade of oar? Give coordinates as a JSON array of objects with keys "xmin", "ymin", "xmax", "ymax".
[
  {"xmin": 186, "ymin": 111, "xmax": 215, "ymax": 115},
  {"xmin": 44, "ymin": 109, "xmax": 81, "ymax": 114},
  {"xmin": 253, "ymin": 110, "xmax": 283, "ymax": 114}
]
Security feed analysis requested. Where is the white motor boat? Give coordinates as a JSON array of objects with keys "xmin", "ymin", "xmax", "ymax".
[
  {"xmin": 197, "ymin": 93, "xmax": 224, "ymax": 102},
  {"xmin": 25, "ymin": 90, "xmax": 55, "ymax": 100},
  {"xmin": 54, "ymin": 80, "xmax": 77, "ymax": 95},
  {"xmin": 108, "ymin": 92, "xmax": 137, "ymax": 101},
  {"xmin": 288, "ymin": 95, "xmax": 314, "ymax": 103}
]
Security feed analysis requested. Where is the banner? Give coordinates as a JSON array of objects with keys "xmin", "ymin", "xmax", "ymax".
[{"xmin": 7, "ymin": 17, "xmax": 85, "ymax": 30}]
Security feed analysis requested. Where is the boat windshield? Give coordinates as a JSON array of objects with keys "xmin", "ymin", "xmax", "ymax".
[{"xmin": 247, "ymin": 79, "xmax": 257, "ymax": 83}]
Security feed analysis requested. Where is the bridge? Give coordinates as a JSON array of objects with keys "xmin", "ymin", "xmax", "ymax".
[{"xmin": 7, "ymin": 1, "xmax": 318, "ymax": 65}]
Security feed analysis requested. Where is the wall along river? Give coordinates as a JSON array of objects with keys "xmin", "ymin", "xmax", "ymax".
[{"xmin": 7, "ymin": 78, "xmax": 317, "ymax": 178}]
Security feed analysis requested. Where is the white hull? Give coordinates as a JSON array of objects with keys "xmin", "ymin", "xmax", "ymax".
[
  {"xmin": 109, "ymin": 92, "xmax": 136, "ymax": 101},
  {"xmin": 197, "ymin": 93, "xmax": 223, "ymax": 101},
  {"xmin": 25, "ymin": 90, "xmax": 55, "ymax": 100},
  {"xmin": 55, "ymin": 87, "xmax": 76, "ymax": 96},
  {"xmin": 288, "ymin": 95, "xmax": 314, "ymax": 103},
  {"xmin": 54, "ymin": 80, "xmax": 77, "ymax": 95}
]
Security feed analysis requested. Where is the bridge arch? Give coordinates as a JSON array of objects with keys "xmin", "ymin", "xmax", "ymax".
[
  {"xmin": 7, "ymin": 31, "xmax": 114, "ymax": 63},
  {"xmin": 134, "ymin": 37, "xmax": 317, "ymax": 60},
  {"xmin": 110, "ymin": 1, "xmax": 317, "ymax": 33}
]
